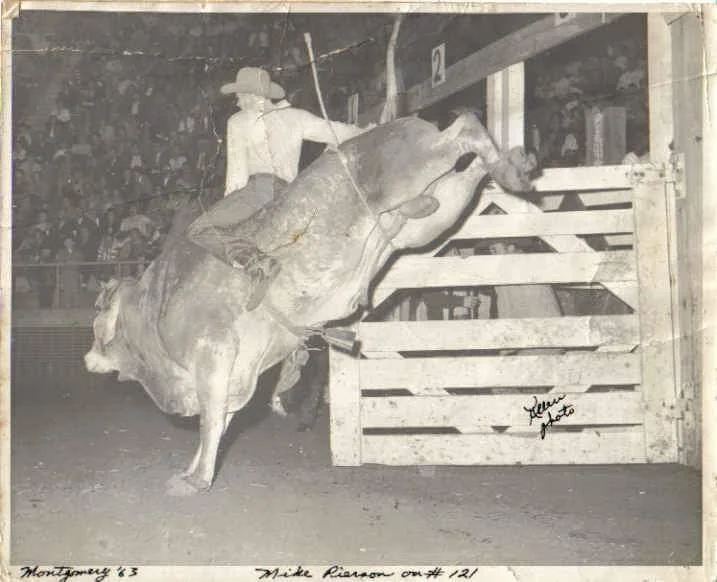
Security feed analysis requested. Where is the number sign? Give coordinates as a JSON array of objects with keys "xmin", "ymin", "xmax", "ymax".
[{"xmin": 431, "ymin": 43, "xmax": 446, "ymax": 88}]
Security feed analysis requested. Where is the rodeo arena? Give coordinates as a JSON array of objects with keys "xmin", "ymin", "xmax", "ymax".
[{"xmin": 4, "ymin": 8, "xmax": 712, "ymax": 570}]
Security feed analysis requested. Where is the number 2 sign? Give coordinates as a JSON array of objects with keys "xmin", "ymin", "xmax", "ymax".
[{"xmin": 431, "ymin": 43, "xmax": 446, "ymax": 87}]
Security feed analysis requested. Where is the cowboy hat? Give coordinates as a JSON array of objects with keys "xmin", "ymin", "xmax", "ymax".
[{"xmin": 220, "ymin": 67, "xmax": 285, "ymax": 99}]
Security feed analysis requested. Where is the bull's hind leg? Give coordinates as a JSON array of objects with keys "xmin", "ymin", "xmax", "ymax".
[
  {"xmin": 271, "ymin": 347, "xmax": 310, "ymax": 416},
  {"xmin": 166, "ymin": 338, "xmax": 236, "ymax": 497}
]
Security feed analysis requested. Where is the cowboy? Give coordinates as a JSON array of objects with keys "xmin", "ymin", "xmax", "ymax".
[
  {"xmin": 187, "ymin": 66, "xmax": 371, "ymax": 291},
  {"xmin": 220, "ymin": 66, "xmax": 368, "ymax": 198}
]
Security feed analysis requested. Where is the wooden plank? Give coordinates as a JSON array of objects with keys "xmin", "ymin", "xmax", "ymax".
[
  {"xmin": 452, "ymin": 209, "xmax": 633, "ymax": 240},
  {"xmin": 359, "ymin": 352, "xmax": 641, "ymax": 389},
  {"xmin": 328, "ymin": 346, "xmax": 362, "ymax": 466},
  {"xmin": 480, "ymin": 191, "xmax": 639, "ymax": 314},
  {"xmin": 538, "ymin": 190, "xmax": 633, "ymax": 211},
  {"xmin": 361, "ymin": 392, "xmax": 644, "ymax": 429},
  {"xmin": 604, "ymin": 234, "xmax": 634, "ymax": 247},
  {"xmin": 633, "ymin": 171, "xmax": 678, "ymax": 462},
  {"xmin": 366, "ymin": 13, "xmax": 625, "ymax": 119},
  {"xmin": 672, "ymin": 15, "xmax": 706, "ymax": 472},
  {"xmin": 542, "ymin": 234, "xmax": 633, "ymax": 249},
  {"xmin": 602, "ymin": 281, "xmax": 639, "ymax": 311},
  {"xmin": 373, "ymin": 251, "xmax": 636, "ymax": 305},
  {"xmin": 361, "ymin": 428, "xmax": 646, "ymax": 465},
  {"xmin": 358, "ymin": 315, "xmax": 639, "ymax": 352},
  {"xmin": 531, "ymin": 165, "xmax": 638, "ymax": 192}
]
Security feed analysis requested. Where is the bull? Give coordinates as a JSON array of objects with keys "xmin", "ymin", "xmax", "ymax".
[{"xmin": 85, "ymin": 113, "xmax": 536, "ymax": 496}]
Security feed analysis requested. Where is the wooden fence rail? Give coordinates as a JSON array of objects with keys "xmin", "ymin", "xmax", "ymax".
[{"xmin": 329, "ymin": 163, "xmax": 680, "ymax": 467}]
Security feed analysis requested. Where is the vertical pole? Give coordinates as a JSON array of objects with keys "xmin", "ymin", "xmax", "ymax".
[
  {"xmin": 647, "ymin": 14, "xmax": 674, "ymax": 162},
  {"xmin": 669, "ymin": 14, "xmax": 706, "ymax": 470},
  {"xmin": 486, "ymin": 62, "xmax": 525, "ymax": 149},
  {"xmin": 328, "ymin": 343, "xmax": 362, "ymax": 466},
  {"xmin": 632, "ymin": 167, "xmax": 678, "ymax": 463},
  {"xmin": 648, "ymin": 13, "xmax": 686, "ymax": 464},
  {"xmin": 701, "ymin": 6, "xmax": 717, "ymax": 578}
]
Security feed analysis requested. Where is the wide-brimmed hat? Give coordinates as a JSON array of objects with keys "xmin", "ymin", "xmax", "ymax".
[{"xmin": 220, "ymin": 67, "xmax": 285, "ymax": 99}]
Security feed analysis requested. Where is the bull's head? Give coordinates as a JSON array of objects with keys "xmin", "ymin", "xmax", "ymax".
[
  {"xmin": 84, "ymin": 278, "xmax": 126, "ymax": 374},
  {"xmin": 487, "ymin": 145, "xmax": 538, "ymax": 194}
]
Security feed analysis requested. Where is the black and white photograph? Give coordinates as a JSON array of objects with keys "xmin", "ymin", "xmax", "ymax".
[{"xmin": 2, "ymin": 3, "xmax": 714, "ymax": 578}]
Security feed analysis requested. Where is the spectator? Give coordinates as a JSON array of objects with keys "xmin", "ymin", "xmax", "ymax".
[
  {"xmin": 538, "ymin": 112, "xmax": 567, "ymax": 168},
  {"xmin": 409, "ymin": 289, "xmax": 479, "ymax": 321},
  {"xmin": 56, "ymin": 236, "xmax": 85, "ymax": 308},
  {"xmin": 77, "ymin": 224, "xmax": 99, "ymax": 265},
  {"xmin": 119, "ymin": 203, "xmax": 154, "ymax": 239},
  {"xmin": 100, "ymin": 206, "xmax": 123, "ymax": 238},
  {"xmin": 53, "ymin": 207, "xmax": 77, "ymax": 250},
  {"xmin": 15, "ymin": 227, "xmax": 47, "ymax": 264},
  {"xmin": 488, "ymin": 238, "xmax": 563, "ymax": 352},
  {"xmin": 96, "ymin": 234, "xmax": 118, "ymax": 263}
]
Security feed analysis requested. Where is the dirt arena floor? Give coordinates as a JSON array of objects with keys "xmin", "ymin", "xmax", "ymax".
[{"xmin": 11, "ymin": 369, "xmax": 701, "ymax": 566}]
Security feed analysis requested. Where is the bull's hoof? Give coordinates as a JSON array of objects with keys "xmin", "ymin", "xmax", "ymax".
[
  {"xmin": 166, "ymin": 473, "xmax": 210, "ymax": 497},
  {"xmin": 271, "ymin": 395, "xmax": 289, "ymax": 417}
]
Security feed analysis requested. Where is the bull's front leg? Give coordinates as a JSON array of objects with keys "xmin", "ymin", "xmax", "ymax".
[
  {"xmin": 173, "ymin": 410, "xmax": 236, "ymax": 486},
  {"xmin": 166, "ymin": 337, "xmax": 237, "ymax": 497}
]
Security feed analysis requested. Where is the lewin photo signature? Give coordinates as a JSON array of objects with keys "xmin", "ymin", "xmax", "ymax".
[{"xmin": 523, "ymin": 394, "xmax": 576, "ymax": 439}]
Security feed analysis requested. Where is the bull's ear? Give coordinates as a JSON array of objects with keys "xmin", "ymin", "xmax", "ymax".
[{"xmin": 398, "ymin": 195, "xmax": 440, "ymax": 219}]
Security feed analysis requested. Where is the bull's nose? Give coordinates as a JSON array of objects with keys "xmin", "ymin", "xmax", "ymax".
[{"xmin": 85, "ymin": 350, "xmax": 107, "ymax": 373}]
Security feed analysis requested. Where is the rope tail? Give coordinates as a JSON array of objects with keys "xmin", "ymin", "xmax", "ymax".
[
  {"xmin": 380, "ymin": 14, "xmax": 404, "ymax": 125},
  {"xmin": 303, "ymin": 32, "xmax": 397, "ymax": 254}
]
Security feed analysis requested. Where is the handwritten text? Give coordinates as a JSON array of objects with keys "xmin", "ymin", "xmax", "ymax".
[
  {"xmin": 18, "ymin": 566, "xmax": 139, "ymax": 582},
  {"xmin": 523, "ymin": 394, "xmax": 576, "ymax": 439},
  {"xmin": 252, "ymin": 567, "xmax": 480, "ymax": 581}
]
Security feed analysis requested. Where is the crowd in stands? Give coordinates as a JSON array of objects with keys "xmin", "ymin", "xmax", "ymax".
[
  {"xmin": 10, "ymin": 15, "xmax": 331, "ymax": 281},
  {"xmin": 10, "ymin": 27, "xmax": 248, "ymax": 305},
  {"xmin": 526, "ymin": 21, "xmax": 649, "ymax": 168}
]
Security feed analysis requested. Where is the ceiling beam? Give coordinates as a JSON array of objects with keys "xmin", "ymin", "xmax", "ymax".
[{"xmin": 361, "ymin": 12, "xmax": 627, "ymax": 123}]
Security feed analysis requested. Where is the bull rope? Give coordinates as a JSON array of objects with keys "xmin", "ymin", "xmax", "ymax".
[{"xmin": 303, "ymin": 32, "xmax": 400, "ymax": 255}]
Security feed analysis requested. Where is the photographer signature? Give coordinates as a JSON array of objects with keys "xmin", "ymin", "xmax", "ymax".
[{"xmin": 523, "ymin": 394, "xmax": 575, "ymax": 439}]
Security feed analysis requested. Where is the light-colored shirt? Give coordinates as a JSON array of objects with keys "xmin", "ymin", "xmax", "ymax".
[
  {"xmin": 494, "ymin": 285, "xmax": 562, "ymax": 319},
  {"xmin": 120, "ymin": 214, "xmax": 154, "ymax": 239},
  {"xmin": 224, "ymin": 105, "xmax": 364, "ymax": 196}
]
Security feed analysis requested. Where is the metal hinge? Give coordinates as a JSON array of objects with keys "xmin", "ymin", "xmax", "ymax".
[
  {"xmin": 664, "ymin": 398, "xmax": 691, "ymax": 420},
  {"xmin": 667, "ymin": 153, "xmax": 686, "ymax": 199}
]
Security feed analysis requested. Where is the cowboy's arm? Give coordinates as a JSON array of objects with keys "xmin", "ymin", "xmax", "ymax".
[
  {"xmin": 294, "ymin": 109, "xmax": 368, "ymax": 145},
  {"xmin": 225, "ymin": 117, "xmax": 250, "ymax": 195}
]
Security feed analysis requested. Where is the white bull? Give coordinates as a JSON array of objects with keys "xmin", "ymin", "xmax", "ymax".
[{"xmin": 85, "ymin": 114, "xmax": 536, "ymax": 496}]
